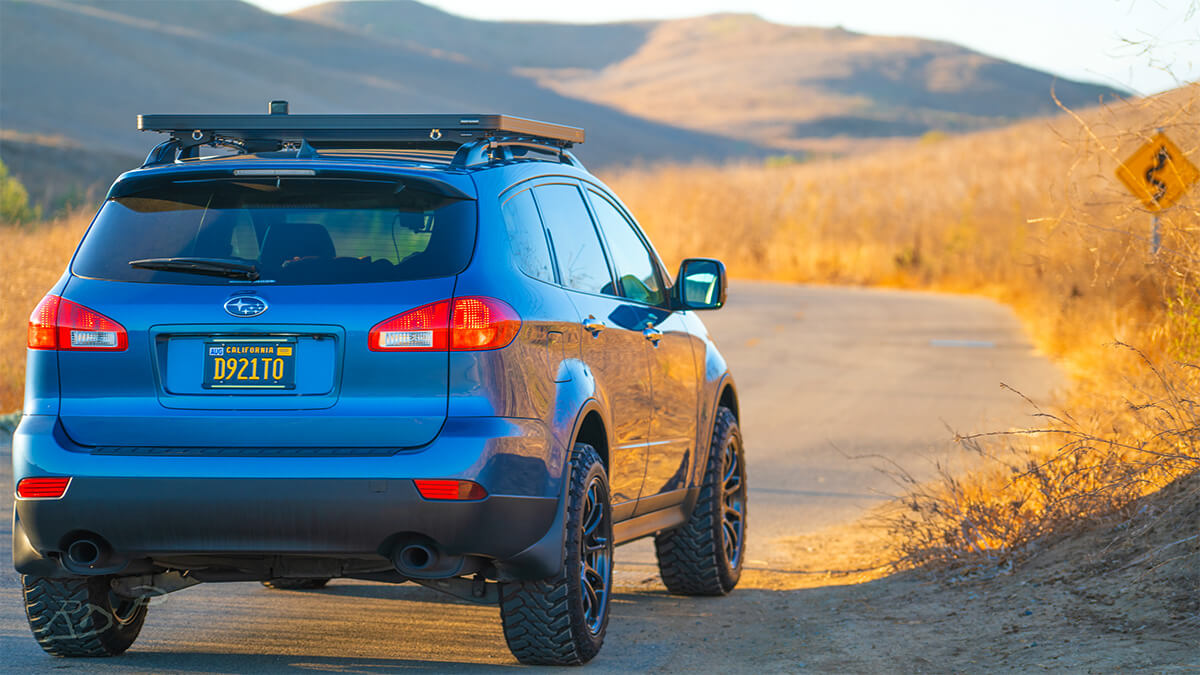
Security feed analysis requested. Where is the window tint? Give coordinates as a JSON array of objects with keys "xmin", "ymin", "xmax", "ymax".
[
  {"xmin": 533, "ymin": 184, "xmax": 614, "ymax": 295},
  {"xmin": 501, "ymin": 189, "xmax": 555, "ymax": 283},
  {"xmin": 587, "ymin": 190, "xmax": 666, "ymax": 305},
  {"xmin": 72, "ymin": 178, "xmax": 476, "ymax": 285}
]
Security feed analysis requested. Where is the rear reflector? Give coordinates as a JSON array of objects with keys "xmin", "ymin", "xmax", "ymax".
[
  {"xmin": 16, "ymin": 477, "xmax": 72, "ymax": 499},
  {"xmin": 28, "ymin": 295, "xmax": 127, "ymax": 351},
  {"xmin": 413, "ymin": 479, "xmax": 488, "ymax": 501}
]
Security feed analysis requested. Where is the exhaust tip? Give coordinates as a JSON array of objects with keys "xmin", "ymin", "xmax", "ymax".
[
  {"xmin": 66, "ymin": 539, "xmax": 102, "ymax": 567},
  {"xmin": 397, "ymin": 544, "xmax": 435, "ymax": 572},
  {"xmin": 388, "ymin": 537, "xmax": 475, "ymax": 579}
]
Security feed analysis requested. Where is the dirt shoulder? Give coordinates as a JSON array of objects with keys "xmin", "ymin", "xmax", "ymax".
[
  {"xmin": 612, "ymin": 476, "xmax": 1198, "ymax": 673},
  {"xmin": 2, "ymin": 440, "xmax": 1195, "ymax": 672}
]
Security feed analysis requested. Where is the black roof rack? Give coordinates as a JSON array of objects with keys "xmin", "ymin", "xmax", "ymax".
[{"xmin": 137, "ymin": 100, "xmax": 585, "ymax": 169}]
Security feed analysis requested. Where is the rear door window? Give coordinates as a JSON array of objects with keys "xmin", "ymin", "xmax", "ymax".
[
  {"xmin": 72, "ymin": 178, "xmax": 476, "ymax": 285},
  {"xmin": 500, "ymin": 188, "xmax": 556, "ymax": 284},
  {"xmin": 586, "ymin": 190, "xmax": 666, "ymax": 306},
  {"xmin": 532, "ymin": 183, "xmax": 614, "ymax": 295}
]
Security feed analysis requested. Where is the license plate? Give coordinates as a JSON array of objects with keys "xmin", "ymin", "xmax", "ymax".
[{"xmin": 202, "ymin": 339, "xmax": 296, "ymax": 390}]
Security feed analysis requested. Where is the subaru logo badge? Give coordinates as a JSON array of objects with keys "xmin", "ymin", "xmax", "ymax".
[{"xmin": 224, "ymin": 296, "xmax": 268, "ymax": 318}]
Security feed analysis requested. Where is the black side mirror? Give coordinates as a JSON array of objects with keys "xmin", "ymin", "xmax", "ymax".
[{"xmin": 674, "ymin": 258, "xmax": 727, "ymax": 310}]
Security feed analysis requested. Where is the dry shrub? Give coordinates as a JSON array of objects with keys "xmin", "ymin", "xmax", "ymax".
[
  {"xmin": 890, "ymin": 347, "xmax": 1200, "ymax": 573},
  {"xmin": 0, "ymin": 212, "xmax": 91, "ymax": 410},
  {"xmin": 603, "ymin": 83, "xmax": 1200, "ymax": 570}
]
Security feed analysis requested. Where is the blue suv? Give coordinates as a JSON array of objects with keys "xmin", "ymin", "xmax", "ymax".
[{"xmin": 12, "ymin": 104, "xmax": 746, "ymax": 665}]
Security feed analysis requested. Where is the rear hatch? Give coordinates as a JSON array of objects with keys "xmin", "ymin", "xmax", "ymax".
[{"xmin": 56, "ymin": 168, "xmax": 476, "ymax": 449}]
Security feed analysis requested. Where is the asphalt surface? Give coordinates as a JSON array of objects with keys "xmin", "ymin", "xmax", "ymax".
[{"xmin": 0, "ymin": 281, "xmax": 1062, "ymax": 672}]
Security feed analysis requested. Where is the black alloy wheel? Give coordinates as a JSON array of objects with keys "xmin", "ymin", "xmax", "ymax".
[{"xmin": 580, "ymin": 473, "xmax": 612, "ymax": 635}]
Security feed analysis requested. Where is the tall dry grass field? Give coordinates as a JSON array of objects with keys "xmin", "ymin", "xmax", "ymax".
[
  {"xmin": 605, "ymin": 85, "xmax": 1199, "ymax": 374},
  {"xmin": 0, "ymin": 86, "xmax": 1196, "ymax": 572},
  {"xmin": 0, "ymin": 214, "xmax": 90, "ymax": 411},
  {"xmin": 603, "ymin": 83, "xmax": 1200, "ymax": 568}
]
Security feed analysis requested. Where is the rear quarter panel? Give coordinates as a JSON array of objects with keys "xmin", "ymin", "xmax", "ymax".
[{"xmin": 443, "ymin": 166, "xmax": 600, "ymax": 487}]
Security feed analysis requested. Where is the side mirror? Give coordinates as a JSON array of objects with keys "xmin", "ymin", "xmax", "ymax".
[{"xmin": 675, "ymin": 258, "xmax": 727, "ymax": 310}]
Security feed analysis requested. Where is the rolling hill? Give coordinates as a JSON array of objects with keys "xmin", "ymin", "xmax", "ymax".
[
  {"xmin": 0, "ymin": 0, "xmax": 1128, "ymax": 210},
  {"xmin": 0, "ymin": 0, "xmax": 760, "ymax": 208},
  {"xmin": 298, "ymin": 3, "xmax": 1127, "ymax": 153}
]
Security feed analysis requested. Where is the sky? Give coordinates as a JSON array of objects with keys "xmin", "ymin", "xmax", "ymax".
[{"xmin": 246, "ymin": 0, "xmax": 1199, "ymax": 95}]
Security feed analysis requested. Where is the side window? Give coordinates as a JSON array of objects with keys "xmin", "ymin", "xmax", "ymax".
[
  {"xmin": 587, "ymin": 190, "xmax": 666, "ymax": 306},
  {"xmin": 533, "ymin": 184, "xmax": 614, "ymax": 295},
  {"xmin": 501, "ymin": 189, "xmax": 555, "ymax": 283}
]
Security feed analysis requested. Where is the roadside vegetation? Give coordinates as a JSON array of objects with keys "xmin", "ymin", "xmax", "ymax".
[
  {"xmin": 606, "ymin": 83, "xmax": 1200, "ymax": 580},
  {"xmin": 0, "ymin": 203, "xmax": 88, "ymax": 411},
  {"xmin": 1, "ymin": 87, "xmax": 1197, "ymax": 596},
  {"xmin": 0, "ymin": 159, "xmax": 41, "ymax": 224}
]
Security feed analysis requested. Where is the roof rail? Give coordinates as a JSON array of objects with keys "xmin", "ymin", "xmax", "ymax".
[{"xmin": 137, "ymin": 101, "xmax": 585, "ymax": 168}]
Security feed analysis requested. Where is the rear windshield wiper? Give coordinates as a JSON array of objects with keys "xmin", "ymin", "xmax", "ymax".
[{"xmin": 129, "ymin": 257, "xmax": 261, "ymax": 281}]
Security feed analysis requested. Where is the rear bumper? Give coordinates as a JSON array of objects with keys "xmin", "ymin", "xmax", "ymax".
[{"xmin": 12, "ymin": 414, "xmax": 568, "ymax": 581}]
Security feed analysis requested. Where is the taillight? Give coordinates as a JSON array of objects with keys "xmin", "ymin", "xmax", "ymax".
[
  {"xmin": 370, "ymin": 297, "xmax": 520, "ymax": 352},
  {"xmin": 27, "ymin": 295, "xmax": 127, "ymax": 351},
  {"xmin": 450, "ymin": 297, "xmax": 519, "ymax": 350},
  {"xmin": 16, "ymin": 477, "xmax": 72, "ymax": 499},
  {"xmin": 369, "ymin": 300, "xmax": 450, "ymax": 351},
  {"xmin": 28, "ymin": 294, "xmax": 59, "ymax": 350},
  {"xmin": 413, "ymin": 479, "xmax": 488, "ymax": 501}
]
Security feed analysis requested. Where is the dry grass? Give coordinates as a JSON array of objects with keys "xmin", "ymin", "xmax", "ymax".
[
  {"xmin": 0, "ymin": 213, "xmax": 91, "ymax": 410},
  {"xmin": 603, "ymin": 83, "xmax": 1200, "ymax": 570},
  {"xmin": 1, "ymin": 86, "xmax": 1198, "ymax": 580}
]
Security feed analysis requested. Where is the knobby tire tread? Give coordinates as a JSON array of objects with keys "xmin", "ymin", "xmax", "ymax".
[
  {"xmin": 23, "ymin": 575, "xmax": 147, "ymax": 657},
  {"xmin": 654, "ymin": 407, "xmax": 745, "ymax": 595},
  {"xmin": 499, "ymin": 443, "xmax": 607, "ymax": 665}
]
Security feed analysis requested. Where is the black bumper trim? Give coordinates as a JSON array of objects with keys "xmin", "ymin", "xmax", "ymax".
[{"xmin": 16, "ymin": 477, "xmax": 558, "ymax": 578}]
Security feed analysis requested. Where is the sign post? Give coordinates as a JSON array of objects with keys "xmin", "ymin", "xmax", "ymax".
[{"xmin": 1115, "ymin": 131, "xmax": 1199, "ymax": 255}]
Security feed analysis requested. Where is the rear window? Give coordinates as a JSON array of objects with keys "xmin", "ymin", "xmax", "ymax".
[{"xmin": 72, "ymin": 178, "xmax": 476, "ymax": 285}]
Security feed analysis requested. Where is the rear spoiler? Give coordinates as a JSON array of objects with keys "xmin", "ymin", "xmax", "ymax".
[{"xmin": 108, "ymin": 167, "xmax": 475, "ymax": 202}]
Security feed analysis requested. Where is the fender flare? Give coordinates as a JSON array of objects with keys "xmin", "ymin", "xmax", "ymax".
[
  {"xmin": 493, "ymin": 399, "xmax": 608, "ymax": 581},
  {"xmin": 691, "ymin": 372, "xmax": 739, "ymax": 488}
]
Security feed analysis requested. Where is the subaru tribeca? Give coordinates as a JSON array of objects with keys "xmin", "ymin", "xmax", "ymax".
[{"xmin": 12, "ymin": 104, "xmax": 746, "ymax": 665}]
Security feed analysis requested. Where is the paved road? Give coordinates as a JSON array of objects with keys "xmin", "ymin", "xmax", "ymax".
[{"xmin": 0, "ymin": 282, "xmax": 1062, "ymax": 672}]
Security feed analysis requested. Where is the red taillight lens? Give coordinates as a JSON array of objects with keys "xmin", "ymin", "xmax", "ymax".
[
  {"xmin": 28, "ymin": 295, "xmax": 127, "ymax": 351},
  {"xmin": 28, "ymin": 294, "xmax": 60, "ymax": 350},
  {"xmin": 369, "ymin": 300, "xmax": 451, "ymax": 351},
  {"xmin": 58, "ymin": 298, "xmax": 128, "ymax": 350},
  {"xmin": 370, "ymin": 297, "xmax": 520, "ymax": 352},
  {"xmin": 16, "ymin": 477, "xmax": 72, "ymax": 499},
  {"xmin": 413, "ymin": 479, "xmax": 488, "ymax": 501},
  {"xmin": 451, "ymin": 297, "xmax": 520, "ymax": 351}
]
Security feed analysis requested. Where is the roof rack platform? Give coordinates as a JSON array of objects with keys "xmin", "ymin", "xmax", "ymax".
[{"xmin": 137, "ymin": 101, "xmax": 585, "ymax": 168}]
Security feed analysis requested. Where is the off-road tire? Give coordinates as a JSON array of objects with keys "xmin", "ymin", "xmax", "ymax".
[
  {"xmin": 654, "ymin": 406, "xmax": 747, "ymax": 595},
  {"xmin": 22, "ymin": 574, "xmax": 148, "ymax": 657},
  {"xmin": 499, "ymin": 443, "xmax": 612, "ymax": 665},
  {"xmin": 261, "ymin": 578, "xmax": 330, "ymax": 590}
]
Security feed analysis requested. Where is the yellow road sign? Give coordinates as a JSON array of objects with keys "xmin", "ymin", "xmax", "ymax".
[{"xmin": 1115, "ymin": 132, "xmax": 1199, "ymax": 211}]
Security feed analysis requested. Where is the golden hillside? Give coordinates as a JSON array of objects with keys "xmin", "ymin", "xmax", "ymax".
[
  {"xmin": 299, "ymin": 3, "xmax": 1123, "ymax": 155},
  {"xmin": 602, "ymin": 82, "xmax": 1199, "ymax": 568}
]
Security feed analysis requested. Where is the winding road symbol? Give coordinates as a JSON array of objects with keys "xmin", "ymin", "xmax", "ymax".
[
  {"xmin": 1116, "ymin": 132, "xmax": 1199, "ymax": 212},
  {"xmin": 1144, "ymin": 145, "xmax": 1170, "ymax": 204}
]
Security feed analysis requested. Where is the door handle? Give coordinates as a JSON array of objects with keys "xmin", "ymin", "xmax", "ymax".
[
  {"xmin": 583, "ymin": 316, "xmax": 605, "ymax": 336},
  {"xmin": 642, "ymin": 326, "xmax": 663, "ymax": 345}
]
